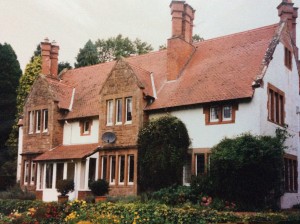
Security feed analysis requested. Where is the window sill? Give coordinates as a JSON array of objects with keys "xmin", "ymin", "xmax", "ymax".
[
  {"xmin": 106, "ymin": 123, "xmax": 113, "ymax": 127},
  {"xmin": 115, "ymin": 122, "xmax": 122, "ymax": 126},
  {"xmin": 206, "ymin": 120, "xmax": 234, "ymax": 125},
  {"xmin": 267, "ymin": 119, "xmax": 285, "ymax": 127},
  {"xmin": 125, "ymin": 121, "xmax": 132, "ymax": 125}
]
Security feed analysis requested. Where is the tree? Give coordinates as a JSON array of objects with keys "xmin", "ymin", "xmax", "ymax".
[
  {"xmin": 192, "ymin": 34, "xmax": 204, "ymax": 42},
  {"xmin": 95, "ymin": 34, "xmax": 153, "ymax": 63},
  {"xmin": 0, "ymin": 43, "xmax": 22, "ymax": 177},
  {"xmin": 137, "ymin": 115, "xmax": 190, "ymax": 192},
  {"xmin": 75, "ymin": 40, "xmax": 99, "ymax": 68},
  {"xmin": 7, "ymin": 56, "xmax": 42, "ymax": 146},
  {"xmin": 210, "ymin": 131, "xmax": 286, "ymax": 210},
  {"xmin": 58, "ymin": 61, "xmax": 72, "ymax": 74},
  {"xmin": 30, "ymin": 44, "xmax": 41, "ymax": 62}
]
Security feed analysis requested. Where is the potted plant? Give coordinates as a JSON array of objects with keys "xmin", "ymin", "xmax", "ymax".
[
  {"xmin": 89, "ymin": 179, "xmax": 109, "ymax": 202},
  {"xmin": 56, "ymin": 179, "xmax": 74, "ymax": 203}
]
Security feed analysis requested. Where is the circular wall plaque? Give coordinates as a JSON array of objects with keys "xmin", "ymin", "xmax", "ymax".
[{"xmin": 102, "ymin": 132, "xmax": 116, "ymax": 143}]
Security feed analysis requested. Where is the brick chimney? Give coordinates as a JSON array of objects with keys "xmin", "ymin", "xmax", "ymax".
[
  {"xmin": 167, "ymin": 1, "xmax": 195, "ymax": 81},
  {"xmin": 50, "ymin": 41, "xmax": 59, "ymax": 77},
  {"xmin": 40, "ymin": 38, "xmax": 51, "ymax": 75},
  {"xmin": 278, "ymin": 0, "xmax": 298, "ymax": 46}
]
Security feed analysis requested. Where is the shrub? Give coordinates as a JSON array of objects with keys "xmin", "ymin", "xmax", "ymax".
[
  {"xmin": 138, "ymin": 115, "xmax": 190, "ymax": 192},
  {"xmin": 56, "ymin": 179, "xmax": 74, "ymax": 196},
  {"xmin": 89, "ymin": 179, "xmax": 109, "ymax": 196},
  {"xmin": 190, "ymin": 174, "xmax": 214, "ymax": 200},
  {"xmin": 151, "ymin": 185, "xmax": 195, "ymax": 205},
  {"xmin": 210, "ymin": 132, "xmax": 285, "ymax": 210},
  {"xmin": 0, "ymin": 184, "xmax": 35, "ymax": 200}
]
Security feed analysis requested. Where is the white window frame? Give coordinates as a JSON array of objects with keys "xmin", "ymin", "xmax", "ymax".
[
  {"xmin": 107, "ymin": 100, "xmax": 113, "ymax": 126},
  {"xmin": 109, "ymin": 156, "xmax": 116, "ymax": 185},
  {"xmin": 125, "ymin": 97, "xmax": 132, "ymax": 124},
  {"xmin": 24, "ymin": 160, "xmax": 29, "ymax": 185},
  {"xmin": 28, "ymin": 111, "xmax": 34, "ymax": 134},
  {"xmin": 30, "ymin": 162, "xmax": 36, "ymax": 185},
  {"xmin": 128, "ymin": 155, "xmax": 134, "ymax": 185},
  {"xmin": 115, "ymin": 98, "xmax": 122, "ymax": 125},
  {"xmin": 118, "ymin": 155, "xmax": 125, "ymax": 185},
  {"xmin": 101, "ymin": 156, "xmax": 107, "ymax": 180},
  {"xmin": 43, "ymin": 109, "xmax": 48, "ymax": 132},
  {"xmin": 222, "ymin": 105, "xmax": 232, "ymax": 121},
  {"xmin": 36, "ymin": 110, "xmax": 41, "ymax": 133}
]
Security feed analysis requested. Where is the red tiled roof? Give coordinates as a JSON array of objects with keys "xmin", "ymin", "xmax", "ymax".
[
  {"xmin": 44, "ymin": 23, "xmax": 279, "ymax": 117},
  {"xmin": 34, "ymin": 143, "xmax": 99, "ymax": 161},
  {"xmin": 147, "ymin": 24, "xmax": 279, "ymax": 110}
]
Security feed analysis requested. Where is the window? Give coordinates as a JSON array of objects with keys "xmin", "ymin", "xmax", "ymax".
[
  {"xmin": 56, "ymin": 163, "xmax": 64, "ymax": 182},
  {"xmin": 88, "ymin": 158, "xmax": 96, "ymax": 182},
  {"xmin": 110, "ymin": 156, "xmax": 116, "ymax": 185},
  {"xmin": 268, "ymin": 83, "xmax": 285, "ymax": 126},
  {"xmin": 45, "ymin": 163, "xmax": 53, "ymax": 189},
  {"xmin": 194, "ymin": 150, "xmax": 211, "ymax": 176},
  {"xmin": 116, "ymin": 99, "xmax": 122, "ymax": 124},
  {"xmin": 101, "ymin": 156, "xmax": 107, "ymax": 180},
  {"xmin": 204, "ymin": 104, "xmax": 236, "ymax": 125},
  {"xmin": 30, "ymin": 162, "xmax": 36, "ymax": 185},
  {"xmin": 35, "ymin": 110, "xmax": 41, "ymax": 133},
  {"xmin": 81, "ymin": 120, "xmax": 92, "ymax": 135},
  {"xmin": 28, "ymin": 111, "xmax": 34, "ymax": 133},
  {"xmin": 128, "ymin": 155, "xmax": 134, "ymax": 185},
  {"xmin": 125, "ymin": 97, "xmax": 132, "ymax": 123},
  {"xmin": 285, "ymin": 47, "xmax": 292, "ymax": 70},
  {"xmin": 43, "ymin": 109, "xmax": 48, "ymax": 132},
  {"xmin": 107, "ymin": 100, "xmax": 113, "ymax": 125},
  {"xmin": 24, "ymin": 161, "xmax": 29, "ymax": 185},
  {"xmin": 284, "ymin": 156, "xmax": 298, "ymax": 193},
  {"xmin": 119, "ymin": 155, "xmax": 125, "ymax": 185},
  {"xmin": 67, "ymin": 163, "xmax": 75, "ymax": 181}
]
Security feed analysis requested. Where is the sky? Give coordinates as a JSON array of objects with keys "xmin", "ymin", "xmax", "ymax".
[{"xmin": 0, "ymin": 0, "xmax": 299, "ymax": 71}]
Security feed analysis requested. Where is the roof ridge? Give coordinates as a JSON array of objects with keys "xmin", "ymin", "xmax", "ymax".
[
  {"xmin": 68, "ymin": 60, "xmax": 116, "ymax": 72},
  {"xmin": 194, "ymin": 23, "xmax": 279, "ymax": 46}
]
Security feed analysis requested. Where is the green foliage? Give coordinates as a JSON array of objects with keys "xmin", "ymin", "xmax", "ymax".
[
  {"xmin": 58, "ymin": 61, "xmax": 72, "ymax": 74},
  {"xmin": 151, "ymin": 185, "xmax": 195, "ymax": 205},
  {"xmin": 190, "ymin": 174, "xmax": 214, "ymax": 198},
  {"xmin": 7, "ymin": 56, "xmax": 41, "ymax": 146},
  {"xmin": 138, "ymin": 115, "xmax": 190, "ymax": 192},
  {"xmin": 56, "ymin": 179, "xmax": 74, "ymax": 196},
  {"xmin": 210, "ymin": 132, "xmax": 285, "ymax": 210},
  {"xmin": 0, "ymin": 199, "xmax": 300, "ymax": 223},
  {"xmin": 89, "ymin": 179, "xmax": 109, "ymax": 196},
  {"xmin": 192, "ymin": 34, "xmax": 204, "ymax": 42},
  {"xmin": 0, "ymin": 184, "xmax": 35, "ymax": 200},
  {"xmin": 95, "ymin": 34, "xmax": 153, "ymax": 63},
  {"xmin": 75, "ymin": 40, "xmax": 99, "ymax": 68}
]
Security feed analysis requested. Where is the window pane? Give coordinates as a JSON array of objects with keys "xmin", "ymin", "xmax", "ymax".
[
  {"xmin": 210, "ymin": 107, "xmax": 219, "ymax": 122},
  {"xmin": 196, "ymin": 154, "xmax": 205, "ymax": 175},
  {"xmin": 36, "ymin": 110, "xmax": 41, "ymax": 132},
  {"xmin": 43, "ymin": 110, "xmax": 48, "ymax": 131},
  {"xmin": 223, "ymin": 106, "xmax": 232, "ymax": 120},
  {"xmin": 24, "ymin": 161, "xmax": 29, "ymax": 184},
  {"xmin": 116, "ymin": 99, "xmax": 122, "ymax": 123},
  {"xmin": 110, "ymin": 156, "xmax": 116, "ymax": 184},
  {"xmin": 31, "ymin": 162, "xmax": 36, "ymax": 184},
  {"xmin": 101, "ymin": 156, "xmax": 107, "ymax": 180},
  {"xmin": 107, "ymin": 100, "xmax": 113, "ymax": 125},
  {"xmin": 29, "ymin": 111, "xmax": 34, "ymax": 133},
  {"xmin": 88, "ymin": 158, "xmax": 96, "ymax": 182},
  {"xmin": 56, "ymin": 163, "xmax": 64, "ymax": 182},
  {"xmin": 126, "ymin": 97, "xmax": 132, "ymax": 122},
  {"xmin": 128, "ymin": 155, "xmax": 134, "ymax": 184},
  {"xmin": 45, "ymin": 164, "xmax": 53, "ymax": 189},
  {"xmin": 67, "ymin": 163, "xmax": 75, "ymax": 181},
  {"xmin": 119, "ymin": 155, "xmax": 125, "ymax": 184}
]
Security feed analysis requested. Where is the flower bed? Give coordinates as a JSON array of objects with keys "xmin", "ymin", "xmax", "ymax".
[{"xmin": 0, "ymin": 199, "xmax": 299, "ymax": 224}]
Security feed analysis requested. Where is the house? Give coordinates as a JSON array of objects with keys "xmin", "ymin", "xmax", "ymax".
[{"xmin": 17, "ymin": 0, "xmax": 299, "ymax": 208}]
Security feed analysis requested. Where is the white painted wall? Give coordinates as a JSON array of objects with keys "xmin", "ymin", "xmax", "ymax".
[
  {"xmin": 63, "ymin": 119, "xmax": 99, "ymax": 145},
  {"xmin": 256, "ymin": 42, "xmax": 300, "ymax": 208},
  {"xmin": 16, "ymin": 126, "xmax": 23, "ymax": 182}
]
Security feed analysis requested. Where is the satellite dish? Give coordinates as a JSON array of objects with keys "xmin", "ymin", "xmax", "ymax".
[{"xmin": 102, "ymin": 132, "xmax": 116, "ymax": 143}]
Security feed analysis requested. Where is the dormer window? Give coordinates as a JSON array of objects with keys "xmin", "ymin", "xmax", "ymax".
[
  {"xmin": 36, "ymin": 110, "xmax": 41, "ymax": 133},
  {"xmin": 43, "ymin": 109, "xmax": 48, "ymax": 132},
  {"xmin": 116, "ymin": 99, "xmax": 122, "ymax": 125},
  {"xmin": 107, "ymin": 100, "xmax": 113, "ymax": 126},
  {"xmin": 284, "ymin": 47, "xmax": 292, "ymax": 70},
  {"xmin": 28, "ymin": 111, "xmax": 34, "ymax": 134}
]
